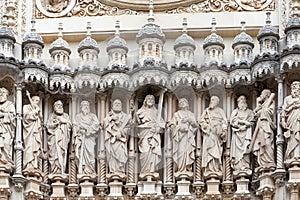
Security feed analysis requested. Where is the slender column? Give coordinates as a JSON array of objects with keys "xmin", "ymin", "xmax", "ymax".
[
  {"xmin": 276, "ymin": 76, "xmax": 285, "ymax": 170},
  {"xmin": 69, "ymin": 95, "xmax": 77, "ymax": 184},
  {"xmin": 12, "ymin": 83, "xmax": 26, "ymax": 194},
  {"xmin": 96, "ymin": 94, "xmax": 108, "ymax": 199},
  {"xmin": 98, "ymin": 94, "xmax": 106, "ymax": 183},
  {"xmin": 40, "ymin": 94, "xmax": 50, "ymax": 200},
  {"xmin": 195, "ymin": 92, "xmax": 204, "ymax": 181},
  {"xmin": 224, "ymin": 89, "xmax": 233, "ymax": 181},
  {"xmin": 165, "ymin": 93, "xmax": 173, "ymax": 183}
]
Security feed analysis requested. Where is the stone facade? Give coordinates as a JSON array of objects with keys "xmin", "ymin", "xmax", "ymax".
[{"xmin": 0, "ymin": 0, "xmax": 300, "ymax": 199}]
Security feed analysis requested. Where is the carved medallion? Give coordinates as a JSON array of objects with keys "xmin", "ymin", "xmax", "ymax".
[
  {"xmin": 36, "ymin": 0, "xmax": 76, "ymax": 17},
  {"xmin": 235, "ymin": 0, "xmax": 273, "ymax": 11}
]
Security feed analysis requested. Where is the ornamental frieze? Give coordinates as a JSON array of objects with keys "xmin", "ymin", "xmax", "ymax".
[{"xmin": 34, "ymin": 0, "xmax": 275, "ymax": 18}]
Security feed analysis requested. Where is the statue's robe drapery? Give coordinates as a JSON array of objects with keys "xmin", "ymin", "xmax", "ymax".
[
  {"xmin": 47, "ymin": 112, "xmax": 72, "ymax": 174},
  {"xmin": 23, "ymin": 104, "xmax": 42, "ymax": 172}
]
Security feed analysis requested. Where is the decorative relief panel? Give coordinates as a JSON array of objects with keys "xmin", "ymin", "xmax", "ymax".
[{"xmin": 34, "ymin": 0, "xmax": 276, "ymax": 18}]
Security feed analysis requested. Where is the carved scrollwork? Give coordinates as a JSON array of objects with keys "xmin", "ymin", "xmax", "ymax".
[{"xmin": 35, "ymin": 0, "xmax": 276, "ymax": 18}]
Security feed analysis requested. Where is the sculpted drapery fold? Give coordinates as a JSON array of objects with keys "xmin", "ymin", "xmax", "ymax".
[
  {"xmin": 230, "ymin": 95, "xmax": 254, "ymax": 176},
  {"xmin": 0, "ymin": 87, "xmax": 15, "ymax": 170},
  {"xmin": 74, "ymin": 101, "xmax": 100, "ymax": 175},
  {"xmin": 169, "ymin": 98, "xmax": 197, "ymax": 174},
  {"xmin": 23, "ymin": 94, "xmax": 43, "ymax": 174},
  {"xmin": 104, "ymin": 99, "xmax": 130, "ymax": 175},
  {"xmin": 136, "ymin": 94, "xmax": 165, "ymax": 176},
  {"xmin": 47, "ymin": 100, "xmax": 72, "ymax": 174},
  {"xmin": 199, "ymin": 96, "xmax": 227, "ymax": 177},
  {"xmin": 252, "ymin": 89, "xmax": 276, "ymax": 171},
  {"xmin": 281, "ymin": 81, "xmax": 300, "ymax": 165}
]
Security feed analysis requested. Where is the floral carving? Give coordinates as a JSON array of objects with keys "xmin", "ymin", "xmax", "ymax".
[{"xmin": 35, "ymin": 0, "xmax": 275, "ymax": 18}]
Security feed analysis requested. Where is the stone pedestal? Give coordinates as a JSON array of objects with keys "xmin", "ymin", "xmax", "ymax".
[
  {"xmin": 49, "ymin": 174, "xmax": 68, "ymax": 199},
  {"xmin": 24, "ymin": 176, "xmax": 43, "ymax": 199},
  {"xmin": 234, "ymin": 176, "xmax": 250, "ymax": 198},
  {"xmin": 107, "ymin": 174, "xmax": 125, "ymax": 199},
  {"xmin": 0, "ymin": 169, "xmax": 11, "ymax": 199},
  {"xmin": 287, "ymin": 165, "xmax": 300, "ymax": 200},
  {"xmin": 108, "ymin": 179, "xmax": 124, "ymax": 199},
  {"xmin": 78, "ymin": 174, "xmax": 96, "ymax": 199},
  {"xmin": 256, "ymin": 171, "xmax": 275, "ymax": 200},
  {"xmin": 175, "ymin": 174, "xmax": 192, "ymax": 198},
  {"xmin": 205, "ymin": 178, "xmax": 221, "ymax": 199},
  {"xmin": 137, "ymin": 174, "xmax": 162, "ymax": 199}
]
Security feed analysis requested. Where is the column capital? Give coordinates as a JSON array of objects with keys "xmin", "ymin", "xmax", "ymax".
[
  {"xmin": 14, "ymin": 82, "xmax": 24, "ymax": 90},
  {"xmin": 275, "ymin": 74, "xmax": 285, "ymax": 82}
]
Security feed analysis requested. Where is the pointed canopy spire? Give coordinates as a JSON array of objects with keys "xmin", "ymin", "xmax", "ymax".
[
  {"xmin": 182, "ymin": 18, "xmax": 187, "ymax": 34},
  {"xmin": 31, "ymin": 19, "xmax": 36, "ymax": 33},
  {"xmin": 86, "ymin": 21, "xmax": 91, "ymax": 38},
  {"xmin": 2, "ymin": 15, "xmax": 8, "ymax": 27},
  {"xmin": 115, "ymin": 20, "xmax": 120, "ymax": 36},
  {"xmin": 148, "ymin": 0, "xmax": 155, "ymax": 23},
  {"xmin": 211, "ymin": 17, "xmax": 217, "ymax": 33},
  {"xmin": 266, "ymin": 12, "xmax": 271, "ymax": 25},
  {"xmin": 58, "ymin": 22, "xmax": 63, "ymax": 38},
  {"xmin": 241, "ymin": 21, "xmax": 246, "ymax": 32}
]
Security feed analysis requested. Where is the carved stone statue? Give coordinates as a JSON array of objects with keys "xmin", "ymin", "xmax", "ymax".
[
  {"xmin": 169, "ymin": 98, "xmax": 197, "ymax": 174},
  {"xmin": 136, "ymin": 94, "xmax": 165, "ymax": 177},
  {"xmin": 230, "ymin": 95, "xmax": 254, "ymax": 176},
  {"xmin": 23, "ymin": 92, "xmax": 43, "ymax": 174},
  {"xmin": 281, "ymin": 81, "xmax": 300, "ymax": 165},
  {"xmin": 74, "ymin": 101, "xmax": 99, "ymax": 175},
  {"xmin": 104, "ymin": 99, "xmax": 131, "ymax": 175},
  {"xmin": 46, "ymin": 100, "xmax": 72, "ymax": 174},
  {"xmin": 252, "ymin": 89, "xmax": 276, "ymax": 171},
  {"xmin": 0, "ymin": 87, "xmax": 15, "ymax": 170},
  {"xmin": 199, "ymin": 96, "xmax": 227, "ymax": 177}
]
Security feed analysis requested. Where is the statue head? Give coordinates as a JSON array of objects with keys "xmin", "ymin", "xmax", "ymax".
[
  {"xmin": 291, "ymin": 81, "xmax": 300, "ymax": 97},
  {"xmin": 237, "ymin": 95, "xmax": 247, "ymax": 111},
  {"xmin": 53, "ymin": 100, "xmax": 64, "ymax": 115},
  {"xmin": 260, "ymin": 89, "xmax": 271, "ymax": 101},
  {"xmin": 209, "ymin": 96, "xmax": 220, "ymax": 109},
  {"xmin": 0, "ymin": 87, "xmax": 9, "ymax": 103},
  {"xmin": 143, "ymin": 95, "xmax": 155, "ymax": 108},
  {"xmin": 80, "ymin": 101, "xmax": 90, "ymax": 115},
  {"xmin": 178, "ymin": 98, "xmax": 189, "ymax": 110},
  {"xmin": 31, "ymin": 96, "xmax": 40, "ymax": 106},
  {"xmin": 112, "ymin": 99, "xmax": 122, "ymax": 113}
]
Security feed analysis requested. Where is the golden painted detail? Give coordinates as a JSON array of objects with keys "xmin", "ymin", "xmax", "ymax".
[{"xmin": 35, "ymin": 0, "xmax": 275, "ymax": 18}]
